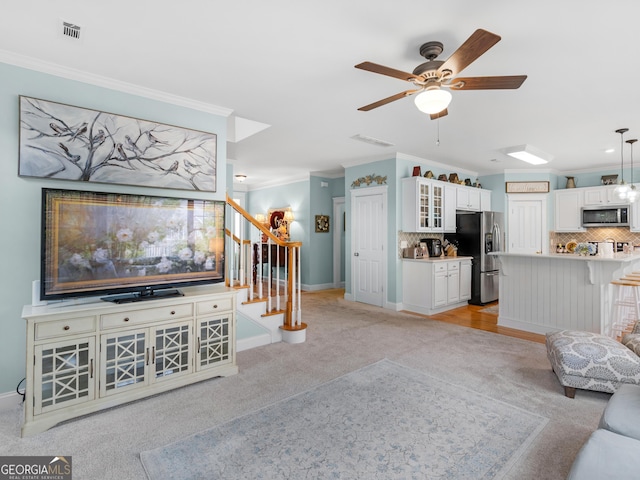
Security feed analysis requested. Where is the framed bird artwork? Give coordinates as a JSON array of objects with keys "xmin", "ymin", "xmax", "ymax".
[{"xmin": 18, "ymin": 96, "xmax": 218, "ymax": 192}]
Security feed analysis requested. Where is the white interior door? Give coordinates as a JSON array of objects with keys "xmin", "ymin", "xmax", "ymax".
[
  {"xmin": 351, "ymin": 187, "xmax": 387, "ymax": 307},
  {"xmin": 507, "ymin": 194, "xmax": 548, "ymax": 254}
]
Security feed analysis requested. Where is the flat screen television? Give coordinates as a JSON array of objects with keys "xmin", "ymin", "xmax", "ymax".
[{"xmin": 41, "ymin": 188, "xmax": 225, "ymax": 303}]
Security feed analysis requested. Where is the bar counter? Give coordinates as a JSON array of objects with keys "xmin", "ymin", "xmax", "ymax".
[{"xmin": 492, "ymin": 252, "xmax": 640, "ymax": 336}]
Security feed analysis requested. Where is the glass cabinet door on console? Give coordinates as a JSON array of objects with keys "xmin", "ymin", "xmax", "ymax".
[
  {"xmin": 100, "ymin": 321, "xmax": 192, "ymax": 397},
  {"xmin": 196, "ymin": 314, "xmax": 232, "ymax": 371},
  {"xmin": 34, "ymin": 337, "xmax": 96, "ymax": 415}
]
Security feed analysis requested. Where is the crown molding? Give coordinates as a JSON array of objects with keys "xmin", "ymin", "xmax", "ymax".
[{"xmin": 0, "ymin": 49, "xmax": 233, "ymax": 117}]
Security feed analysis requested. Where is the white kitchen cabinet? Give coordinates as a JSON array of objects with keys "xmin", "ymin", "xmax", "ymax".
[
  {"xmin": 21, "ymin": 286, "xmax": 237, "ymax": 437},
  {"xmin": 460, "ymin": 261, "xmax": 472, "ymax": 301},
  {"xmin": 554, "ymin": 189, "xmax": 586, "ymax": 232},
  {"xmin": 582, "ymin": 185, "xmax": 624, "ymax": 206},
  {"xmin": 446, "ymin": 261, "xmax": 460, "ymax": 304},
  {"xmin": 402, "ymin": 177, "xmax": 444, "ymax": 232},
  {"xmin": 402, "ymin": 258, "xmax": 472, "ymax": 315},
  {"xmin": 480, "ymin": 189, "xmax": 492, "ymax": 212},
  {"xmin": 456, "ymin": 185, "xmax": 481, "ymax": 211},
  {"xmin": 443, "ymin": 184, "xmax": 457, "ymax": 233},
  {"xmin": 631, "ymin": 188, "xmax": 640, "ymax": 232}
]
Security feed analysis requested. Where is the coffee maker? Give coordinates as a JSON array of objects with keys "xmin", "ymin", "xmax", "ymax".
[{"xmin": 422, "ymin": 238, "xmax": 442, "ymax": 257}]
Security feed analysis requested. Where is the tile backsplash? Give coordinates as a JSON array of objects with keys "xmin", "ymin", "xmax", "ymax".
[
  {"xmin": 398, "ymin": 231, "xmax": 442, "ymax": 257},
  {"xmin": 551, "ymin": 228, "xmax": 640, "ymax": 247}
]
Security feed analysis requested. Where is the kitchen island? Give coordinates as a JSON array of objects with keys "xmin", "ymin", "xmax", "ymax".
[
  {"xmin": 402, "ymin": 256, "xmax": 473, "ymax": 316},
  {"xmin": 493, "ymin": 252, "xmax": 640, "ymax": 336}
]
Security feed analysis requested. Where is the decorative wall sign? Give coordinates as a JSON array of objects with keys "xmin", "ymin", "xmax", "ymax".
[
  {"xmin": 19, "ymin": 96, "xmax": 217, "ymax": 191},
  {"xmin": 315, "ymin": 215, "xmax": 330, "ymax": 233},
  {"xmin": 351, "ymin": 173, "xmax": 387, "ymax": 188},
  {"xmin": 505, "ymin": 181, "xmax": 550, "ymax": 193}
]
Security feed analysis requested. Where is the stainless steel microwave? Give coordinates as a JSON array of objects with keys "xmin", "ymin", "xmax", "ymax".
[{"xmin": 581, "ymin": 205, "xmax": 629, "ymax": 227}]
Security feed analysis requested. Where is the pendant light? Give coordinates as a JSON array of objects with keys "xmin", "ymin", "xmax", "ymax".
[
  {"xmin": 614, "ymin": 128, "xmax": 630, "ymax": 201},
  {"xmin": 627, "ymin": 138, "xmax": 638, "ymax": 203}
]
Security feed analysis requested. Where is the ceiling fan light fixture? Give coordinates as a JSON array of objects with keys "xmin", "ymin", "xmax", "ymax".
[{"xmin": 414, "ymin": 87, "xmax": 452, "ymax": 115}]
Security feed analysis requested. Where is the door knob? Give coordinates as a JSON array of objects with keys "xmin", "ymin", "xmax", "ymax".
[{"xmin": 354, "ymin": 252, "xmax": 359, "ymax": 256}]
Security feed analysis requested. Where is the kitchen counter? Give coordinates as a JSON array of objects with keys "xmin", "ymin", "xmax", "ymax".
[
  {"xmin": 402, "ymin": 256, "xmax": 473, "ymax": 263},
  {"xmin": 402, "ymin": 257, "xmax": 473, "ymax": 316},
  {"xmin": 492, "ymin": 252, "xmax": 640, "ymax": 336}
]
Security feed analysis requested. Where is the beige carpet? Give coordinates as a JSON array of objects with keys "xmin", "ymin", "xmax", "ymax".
[{"xmin": 0, "ymin": 290, "xmax": 609, "ymax": 479}]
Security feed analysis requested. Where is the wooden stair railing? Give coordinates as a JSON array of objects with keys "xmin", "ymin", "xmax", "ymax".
[{"xmin": 226, "ymin": 195, "xmax": 306, "ymax": 334}]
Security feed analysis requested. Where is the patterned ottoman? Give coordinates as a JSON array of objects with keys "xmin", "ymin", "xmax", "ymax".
[{"xmin": 545, "ymin": 330, "xmax": 640, "ymax": 398}]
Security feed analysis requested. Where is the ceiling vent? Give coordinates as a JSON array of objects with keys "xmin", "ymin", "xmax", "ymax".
[
  {"xmin": 61, "ymin": 21, "xmax": 81, "ymax": 40},
  {"xmin": 350, "ymin": 134, "xmax": 394, "ymax": 148}
]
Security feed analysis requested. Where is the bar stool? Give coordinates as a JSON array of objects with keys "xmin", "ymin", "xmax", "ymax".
[{"xmin": 609, "ymin": 279, "xmax": 640, "ymax": 339}]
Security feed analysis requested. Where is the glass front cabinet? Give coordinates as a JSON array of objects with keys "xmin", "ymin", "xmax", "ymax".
[
  {"xmin": 21, "ymin": 288, "xmax": 237, "ymax": 437},
  {"xmin": 402, "ymin": 177, "xmax": 444, "ymax": 233}
]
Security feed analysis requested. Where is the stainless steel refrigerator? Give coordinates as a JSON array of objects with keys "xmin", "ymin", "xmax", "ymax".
[{"xmin": 444, "ymin": 211, "xmax": 504, "ymax": 305}]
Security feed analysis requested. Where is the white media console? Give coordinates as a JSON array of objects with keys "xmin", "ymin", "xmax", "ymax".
[{"xmin": 21, "ymin": 285, "xmax": 237, "ymax": 436}]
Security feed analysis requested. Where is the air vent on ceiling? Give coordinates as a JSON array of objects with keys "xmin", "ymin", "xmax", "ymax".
[
  {"xmin": 350, "ymin": 134, "xmax": 394, "ymax": 148},
  {"xmin": 62, "ymin": 21, "xmax": 81, "ymax": 40}
]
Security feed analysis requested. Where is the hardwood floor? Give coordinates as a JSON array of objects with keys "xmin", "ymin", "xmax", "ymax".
[
  {"xmin": 306, "ymin": 289, "xmax": 546, "ymax": 344},
  {"xmin": 408, "ymin": 302, "xmax": 546, "ymax": 344}
]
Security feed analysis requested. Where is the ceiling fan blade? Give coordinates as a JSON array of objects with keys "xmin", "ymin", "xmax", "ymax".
[
  {"xmin": 438, "ymin": 29, "xmax": 501, "ymax": 77},
  {"xmin": 357, "ymin": 89, "xmax": 420, "ymax": 111},
  {"xmin": 430, "ymin": 109, "xmax": 448, "ymax": 120},
  {"xmin": 355, "ymin": 62, "xmax": 419, "ymax": 82},
  {"xmin": 448, "ymin": 75, "xmax": 527, "ymax": 90}
]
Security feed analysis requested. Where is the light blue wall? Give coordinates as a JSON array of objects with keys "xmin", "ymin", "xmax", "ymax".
[
  {"xmin": 247, "ymin": 176, "xmax": 345, "ymax": 288},
  {"xmin": 309, "ymin": 176, "xmax": 337, "ymax": 286},
  {"xmin": 344, "ymin": 159, "xmax": 398, "ymax": 302},
  {"xmin": 247, "ymin": 180, "xmax": 312, "ymax": 285},
  {"xmin": 0, "ymin": 62, "xmax": 227, "ymax": 394},
  {"xmin": 558, "ymin": 168, "xmax": 634, "ymax": 190}
]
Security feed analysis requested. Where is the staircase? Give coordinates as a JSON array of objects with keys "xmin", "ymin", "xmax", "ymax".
[{"xmin": 226, "ymin": 196, "xmax": 307, "ymax": 347}]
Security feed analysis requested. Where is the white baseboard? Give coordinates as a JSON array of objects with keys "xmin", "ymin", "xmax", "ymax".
[
  {"xmin": 343, "ymin": 292, "xmax": 354, "ymax": 301},
  {"xmin": 0, "ymin": 391, "xmax": 22, "ymax": 413},
  {"xmin": 498, "ymin": 316, "xmax": 558, "ymax": 336},
  {"xmin": 301, "ymin": 283, "xmax": 336, "ymax": 292},
  {"xmin": 237, "ymin": 333, "xmax": 273, "ymax": 352}
]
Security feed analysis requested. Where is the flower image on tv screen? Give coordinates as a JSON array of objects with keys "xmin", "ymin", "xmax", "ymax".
[{"xmin": 41, "ymin": 188, "xmax": 225, "ymax": 302}]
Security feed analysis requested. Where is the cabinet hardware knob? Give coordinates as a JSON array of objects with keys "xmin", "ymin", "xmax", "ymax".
[
  {"xmin": 213, "ymin": 304, "xmax": 218, "ymax": 309},
  {"xmin": 123, "ymin": 317, "xmax": 130, "ymax": 322},
  {"xmin": 170, "ymin": 310, "xmax": 176, "ymax": 315},
  {"xmin": 63, "ymin": 325, "xmax": 70, "ymax": 331}
]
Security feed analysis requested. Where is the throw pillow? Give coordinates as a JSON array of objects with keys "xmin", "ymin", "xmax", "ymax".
[{"xmin": 622, "ymin": 333, "xmax": 640, "ymax": 357}]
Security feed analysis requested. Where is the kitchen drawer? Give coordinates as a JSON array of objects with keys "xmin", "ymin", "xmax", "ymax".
[
  {"xmin": 433, "ymin": 263, "xmax": 447, "ymax": 273},
  {"xmin": 197, "ymin": 297, "xmax": 233, "ymax": 316},
  {"xmin": 447, "ymin": 262, "xmax": 459, "ymax": 271},
  {"xmin": 101, "ymin": 303, "xmax": 193, "ymax": 329},
  {"xmin": 35, "ymin": 316, "xmax": 95, "ymax": 341}
]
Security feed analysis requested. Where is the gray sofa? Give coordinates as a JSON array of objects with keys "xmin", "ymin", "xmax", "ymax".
[{"xmin": 567, "ymin": 383, "xmax": 640, "ymax": 479}]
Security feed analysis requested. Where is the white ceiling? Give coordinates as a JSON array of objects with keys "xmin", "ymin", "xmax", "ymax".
[{"xmin": 2, "ymin": 1, "xmax": 640, "ymax": 188}]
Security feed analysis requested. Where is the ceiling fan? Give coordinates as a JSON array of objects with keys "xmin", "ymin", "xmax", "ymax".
[{"xmin": 355, "ymin": 29, "xmax": 527, "ymax": 119}]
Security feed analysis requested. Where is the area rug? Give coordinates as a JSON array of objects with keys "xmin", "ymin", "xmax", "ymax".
[
  {"xmin": 140, "ymin": 359, "xmax": 548, "ymax": 479},
  {"xmin": 480, "ymin": 305, "xmax": 499, "ymax": 315}
]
